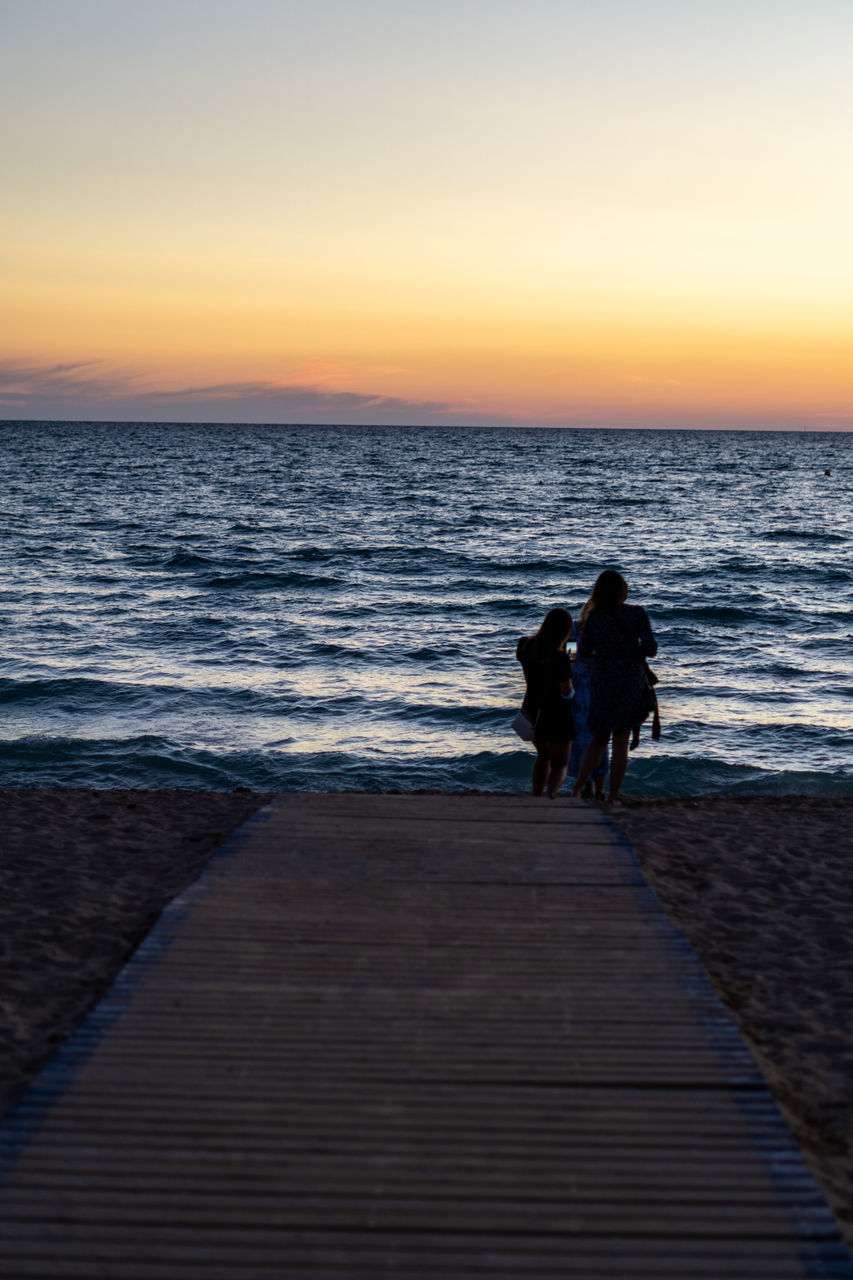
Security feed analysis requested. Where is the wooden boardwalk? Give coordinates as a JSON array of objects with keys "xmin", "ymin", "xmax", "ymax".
[{"xmin": 1, "ymin": 794, "xmax": 850, "ymax": 1278}]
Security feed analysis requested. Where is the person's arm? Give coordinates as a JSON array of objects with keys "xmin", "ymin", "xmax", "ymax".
[
  {"xmin": 577, "ymin": 620, "xmax": 594, "ymax": 660},
  {"xmin": 637, "ymin": 609, "xmax": 658, "ymax": 658},
  {"xmin": 559, "ymin": 651, "xmax": 573, "ymax": 698}
]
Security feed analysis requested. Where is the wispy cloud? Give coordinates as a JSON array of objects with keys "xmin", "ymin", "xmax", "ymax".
[
  {"xmin": 0, "ymin": 358, "xmax": 478, "ymax": 425},
  {"xmin": 143, "ymin": 379, "xmax": 457, "ymax": 417},
  {"xmin": 0, "ymin": 358, "xmax": 127, "ymax": 402},
  {"xmin": 2, "ymin": 357, "xmax": 849, "ymax": 430},
  {"xmin": 0, "ymin": 358, "xmax": 95, "ymax": 387}
]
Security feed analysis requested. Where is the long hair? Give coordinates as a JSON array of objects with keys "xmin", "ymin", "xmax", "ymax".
[
  {"xmin": 529, "ymin": 606, "xmax": 572, "ymax": 663},
  {"xmin": 578, "ymin": 593, "xmax": 595, "ymax": 628},
  {"xmin": 591, "ymin": 569, "xmax": 628, "ymax": 614}
]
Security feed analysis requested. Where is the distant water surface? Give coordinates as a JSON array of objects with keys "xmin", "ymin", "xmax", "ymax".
[{"xmin": 1, "ymin": 421, "xmax": 851, "ymax": 795}]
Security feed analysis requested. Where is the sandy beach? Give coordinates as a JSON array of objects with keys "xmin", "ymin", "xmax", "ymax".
[
  {"xmin": 612, "ymin": 796, "xmax": 853, "ymax": 1247},
  {"xmin": 1, "ymin": 788, "xmax": 851, "ymax": 1248}
]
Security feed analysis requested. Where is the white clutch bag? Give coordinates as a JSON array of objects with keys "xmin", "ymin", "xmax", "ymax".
[{"xmin": 511, "ymin": 708, "xmax": 535, "ymax": 741}]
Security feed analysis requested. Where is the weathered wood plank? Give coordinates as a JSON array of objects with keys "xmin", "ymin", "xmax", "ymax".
[{"xmin": 1, "ymin": 1229, "xmax": 847, "ymax": 1280}]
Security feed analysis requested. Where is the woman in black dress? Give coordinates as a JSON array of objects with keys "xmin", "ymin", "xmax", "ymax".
[
  {"xmin": 516, "ymin": 607, "xmax": 575, "ymax": 798},
  {"xmin": 570, "ymin": 570, "xmax": 657, "ymax": 805}
]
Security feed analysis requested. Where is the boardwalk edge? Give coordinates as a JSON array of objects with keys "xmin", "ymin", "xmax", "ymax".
[{"xmin": 0, "ymin": 798, "xmax": 279, "ymax": 1181}]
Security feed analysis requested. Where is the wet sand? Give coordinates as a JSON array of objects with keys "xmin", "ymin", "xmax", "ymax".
[{"xmin": 0, "ymin": 788, "xmax": 851, "ymax": 1247}]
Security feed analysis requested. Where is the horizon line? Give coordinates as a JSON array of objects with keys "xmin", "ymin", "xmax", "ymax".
[{"xmin": 2, "ymin": 417, "xmax": 850, "ymax": 434}]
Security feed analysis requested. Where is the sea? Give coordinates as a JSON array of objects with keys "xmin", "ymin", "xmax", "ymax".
[{"xmin": 1, "ymin": 420, "xmax": 851, "ymax": 796}]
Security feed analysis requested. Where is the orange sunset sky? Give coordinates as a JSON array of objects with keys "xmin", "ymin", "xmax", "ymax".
[{"xmin": 2, "ymin": 0, "xmax": 852, "ymax": 428}]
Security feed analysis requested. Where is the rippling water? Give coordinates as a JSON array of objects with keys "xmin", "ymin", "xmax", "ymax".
[{"xmin": 2, "ymin": 420, "xmax": 851, "ymax": 794}]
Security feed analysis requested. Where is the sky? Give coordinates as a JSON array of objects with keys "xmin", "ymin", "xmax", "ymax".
[{"xmin": 2, "ymin": 0, "xmax": 852, "ymax": 428}]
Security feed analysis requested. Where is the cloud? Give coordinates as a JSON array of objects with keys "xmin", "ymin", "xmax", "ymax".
[
  {"xmin": 0, "ymin": 357, "xmax": 129, "ymax": 405},
  {"xmin": 0, "ymin": 359, "xmax": 102, "ymax": 386},
  {"xmin": 2, "ymin": 357, "xmax": 850, "ymax": 430},
  {"xmin": 143, "ymin": 379, "xmax": 458, "ymax": 418},
  {"xmin": 0, "ymin": 358, "xmax": 475, "ymax": 426}
]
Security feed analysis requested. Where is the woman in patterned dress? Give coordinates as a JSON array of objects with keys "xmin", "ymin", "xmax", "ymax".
[{"xmin": 570, "ymin": 571, "xmax": 657, "ymax": 806}]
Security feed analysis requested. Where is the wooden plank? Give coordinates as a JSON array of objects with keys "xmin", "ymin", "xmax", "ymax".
[{"xmin": 1, "ymin": 1229, "xmax": 847, "ymax": 1280}]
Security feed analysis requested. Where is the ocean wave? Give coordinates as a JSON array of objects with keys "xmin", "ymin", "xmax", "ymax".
[
  {"xmin": 0, "ymin": 675, "xmax": 306, "ymax": 718},
  {"xmin": 621, "ymin": 754, "xmax": 853, "ymax": 797},
  {"xmin": 0, "ymin": 677, "xmax": 156, "ymax": 710},
  {"xmin": 200, "ymin": 570, "xmax": 343, "ymax": 590},
  {"xmin": 654, "ymin": 603, "xmax": 770, "ymax": 624},
  {"xmin": 400, "ymin": 645, "xmax": 467, "ymax": 661},
  {"xmin": 494, "ymin": 558, "xmax": 572, "ymax": 574},
  {"xmin": 164, "ymin": 550, "xmax": 216, "ymax": 569},
  {"xmin": 669, "ymin": 558, "xmax": 766, "ymax": 579},
  {"xmin": 761, "ymin": 528, "xmax": 847, "ymax": 543},
  {"xmin": 807, "ymin": 635, "xmax": 853, "ymax": 653},
  {"xmin": 736, "ymin": 720, "xmax": 852, "ymax": 748},
  {"xmin": 25, "ymin": 619, "xmax": 80, "ymax": 635},
  {"xmin": 473, "ymin": 596, "xmax": 535, "ymax": 614},
  {"xmin": 771, "ymin": 563, "xmax": 853, "ymax": 583},
  {"xmin": 0, "ymin": 736, "xmax": 850, "ymax": 796},
  {"xmin": 389, "ymin": 702, "xmax": 509, "ymax": 728}
]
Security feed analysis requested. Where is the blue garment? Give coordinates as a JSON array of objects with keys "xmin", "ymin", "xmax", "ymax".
[{"xmin": 568, "ymin": 621, "xmax": 608, "ymax": 781}]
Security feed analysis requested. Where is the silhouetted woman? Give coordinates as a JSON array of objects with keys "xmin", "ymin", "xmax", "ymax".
[
  {"xmin": 516, "ymin": 607, "xmax": 575, "ymax": 798},
  {"xmin": 571, "ymin": 571, "xmax": 657, "ymax": 805}
]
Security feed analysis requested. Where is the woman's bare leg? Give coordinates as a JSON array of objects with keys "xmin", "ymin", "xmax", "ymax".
[
  {"xmin": 571, "ymin": 731, "xmax": 611, "ymax": 797},
  {"xmin": 545, "ymin": 741, "xmax": 571, "ymax": 798},
  {"xmin": 532, "ymin": 741, "xmax": 550, "ymax": 796},
  {"xmin": 608, "ymin": 729, "xmax": 631, "ymax": 804}
]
